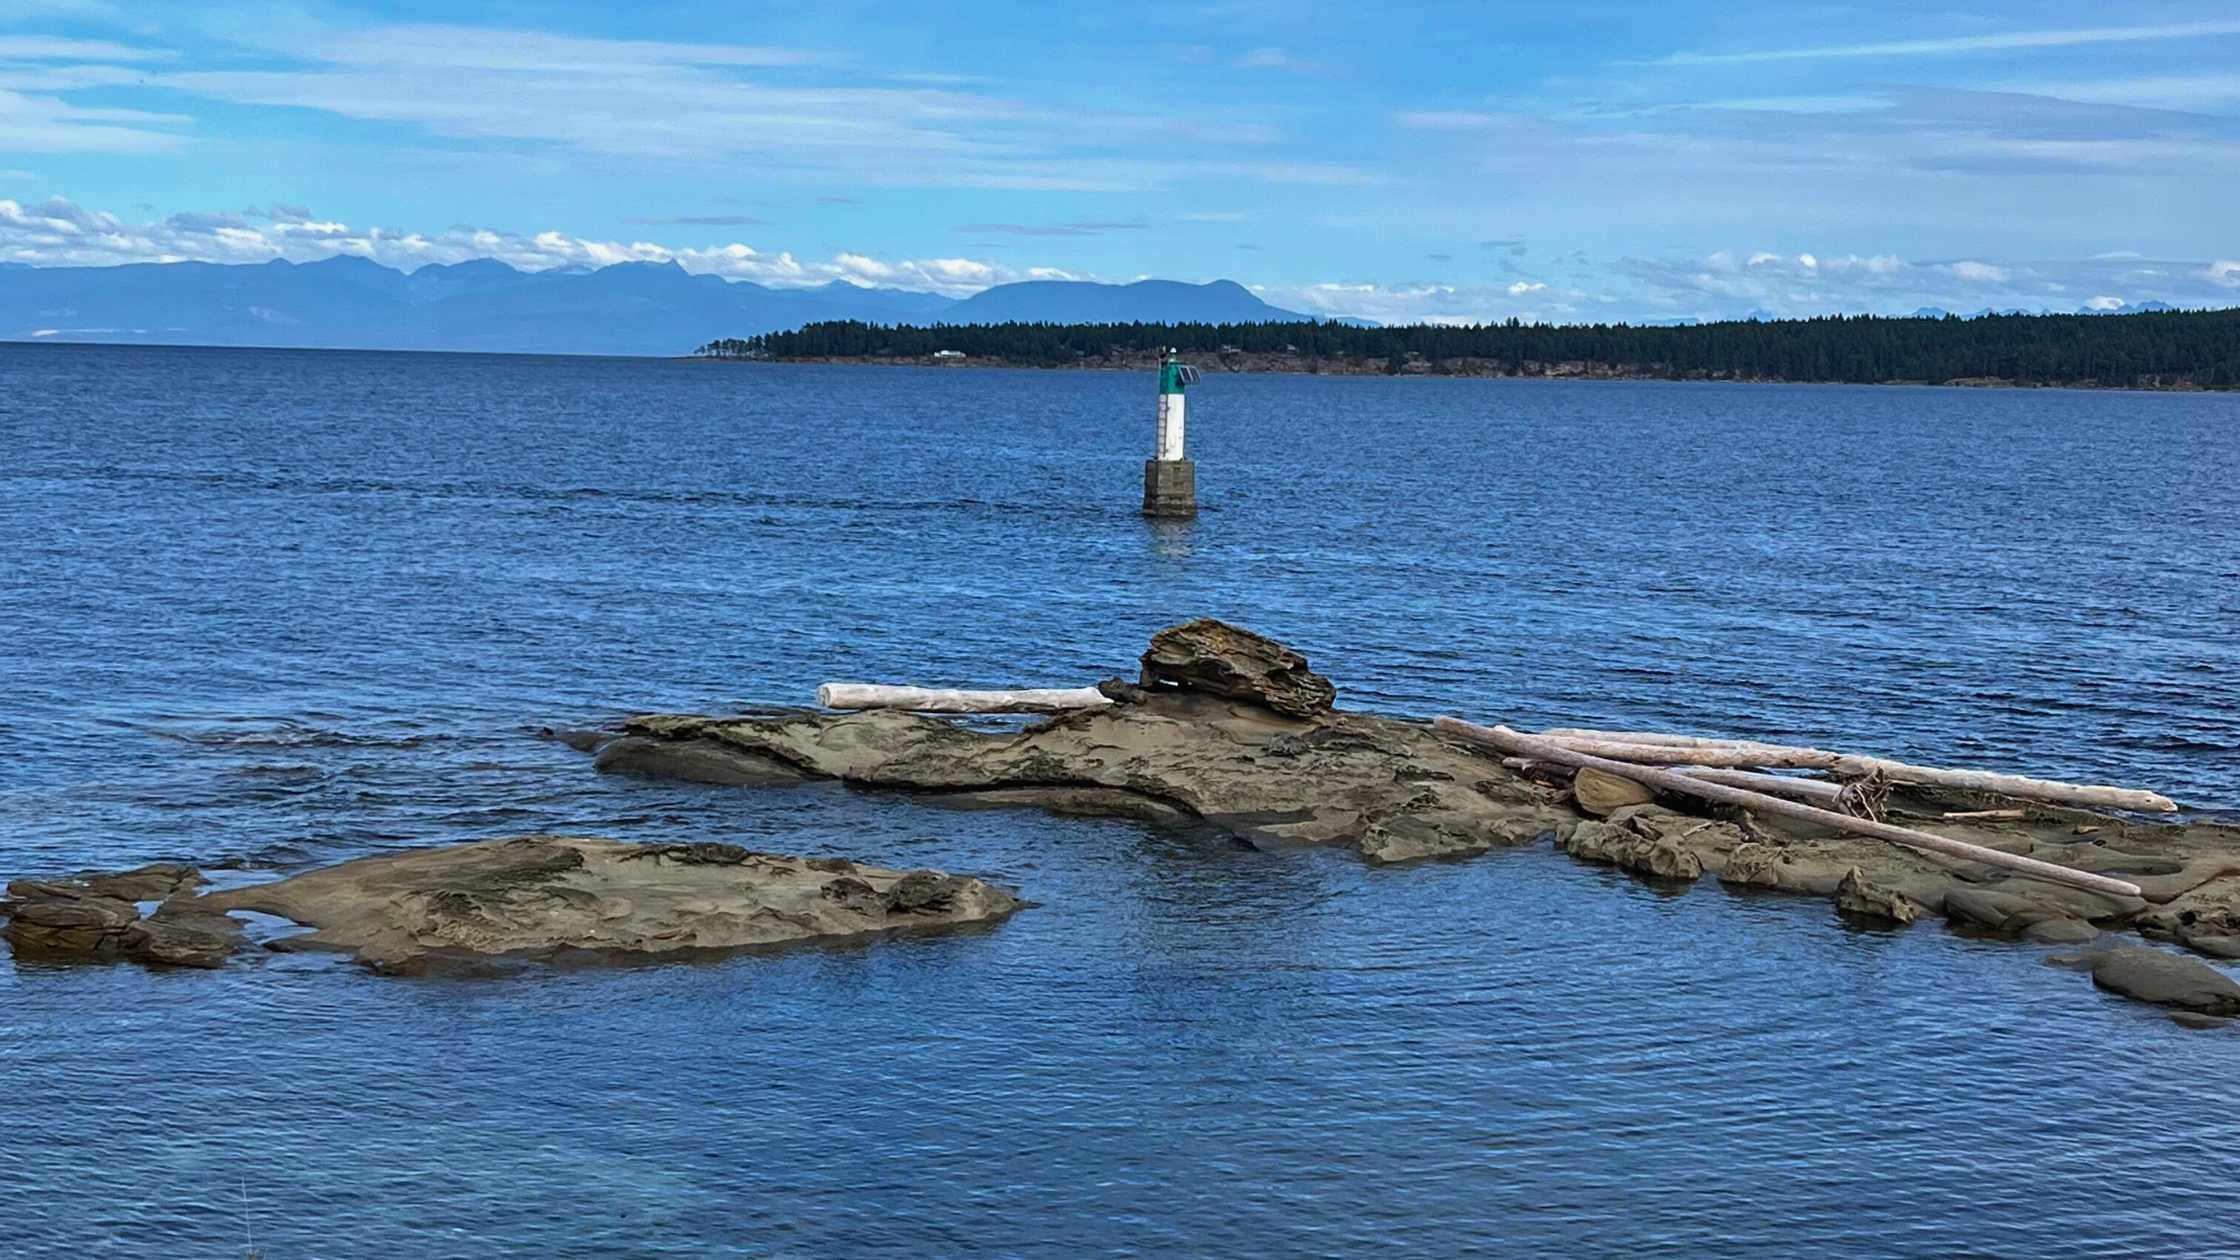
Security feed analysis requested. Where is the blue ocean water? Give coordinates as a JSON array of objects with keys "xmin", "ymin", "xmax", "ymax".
[{"xmin": 2, "ymin": 343, "xmax": 2238, "ymax": 1257}]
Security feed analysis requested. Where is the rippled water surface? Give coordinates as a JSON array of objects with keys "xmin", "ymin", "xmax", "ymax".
[{"xmin": 4, "ymin": 344, "xmax": 2238, "ymax": 1257}]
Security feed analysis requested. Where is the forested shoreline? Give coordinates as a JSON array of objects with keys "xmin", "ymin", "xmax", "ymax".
[{"xmin": 695, "ymin": 309, "xmax": 2240, "ymax": 390}]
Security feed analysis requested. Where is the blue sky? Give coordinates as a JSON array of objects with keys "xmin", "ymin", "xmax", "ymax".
[{"xmin": 4, "ymin": 0, "xmax": 2239, "ymax": 322}]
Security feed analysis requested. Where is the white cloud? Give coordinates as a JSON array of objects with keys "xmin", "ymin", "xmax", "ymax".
[
  {"xmin": 2084, "ymin": 295, "xmax": 2125, "ymax": 310},
  {"xmin": 1235, "ymin": 47, "xmax": 1320, "ymax": 72},
  {"xmin": 1394, "ymin": 111, "xmax": 1502, "ymax": 130},
  {"xmin": 0, "ymin": 35, "xmax": 172, "ymax": 61},
  {"xmin": 110, "ymin": 20, "xmax": 1320, "ymax": 194},
  {"xmin": 11, "ymin": 190, "xmax": 2240, "ymax": 323},
  {"xmin": 0, "ymin": 83, "xmax": 193, "ymax": 153},
  {"xmin": 0, "ymin": 195, "xmax": 1043, "ymax": 297},
  {"xmin": 284, "ymin": 23, "xmax": 823, "ymax": 73},
  {"xmin": 1998, "ymin": 73, "xmax": 2240, "ymax": 110},
  {"xmin": 1649, "ymin": 20, "xmax": 2240, "ymax": 66},
  {"xmin": 1188, "ymin": 160, "xmax": 1386, "ymax": 188}
]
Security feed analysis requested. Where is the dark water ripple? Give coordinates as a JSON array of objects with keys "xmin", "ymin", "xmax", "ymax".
[{"xmin": 2, "ymin": 344, "xmax": 2238, "ymax": 1257}]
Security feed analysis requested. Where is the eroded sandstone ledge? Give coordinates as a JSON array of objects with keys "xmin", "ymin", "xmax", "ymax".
[
  {"xmin": 585, "ymin": 620, "xmax": 2240, "ymax": 1025},
  {"xmin": 3, "ymin": 838, "xmax": 1023, "ymax": 975}
]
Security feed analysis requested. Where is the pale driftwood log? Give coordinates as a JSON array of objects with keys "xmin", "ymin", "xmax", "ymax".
[
  {"xmin": 1673, "ymin": 766, "xmax": 1849, "ymax": 805},
  {"xmin": 1515, "ymin": 759, "xmax": 1849, "ymax": 807},
  {"xmin": 816, "ymin": 683, "xmax": 1111, "ymax": 714},
  {"xmin": 1532, "ymin": 730, "xmax": 2177, "ymax": 813},
  {"xmin": 1543, "ymin": 728, "xmax": 1764, "ymax": 748},
  {"xmin": 1537, "ymin": 734, "xmax": 1843, "ymax": 769},
  {"xmin": 1437, "ymin": 719, "xmax": 2144, "ymax": 899}
]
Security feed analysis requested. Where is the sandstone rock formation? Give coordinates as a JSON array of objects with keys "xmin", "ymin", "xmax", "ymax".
[
  {"xmin": 586, "ymin": 620, "xmax": 2240, "ymax": 1024},
  {"xmin": 2089, "ymin": 947, "xmax": 2240, "ymax": 1017},
  {"xmin": 1833, "ymin": 866, "xmax": 1924, "ymax": 924},
  {"xmin": 1139, "ymin": 618, "xmax": 1336, "ymax": 717},
  {"xmin": 613, "ymin": 695, "xmax": 1573, "ymax": 866},
  {"xmin": 4, "ymin": 839, "xmax": 1023, "ymax": 975},
  {"xmin": 1, "ymin": 863, "xmax": 235, "ymax": 968}
]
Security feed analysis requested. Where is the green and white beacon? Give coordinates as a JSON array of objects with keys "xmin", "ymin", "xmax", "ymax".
[{"xmin": 1143, "ymin": 349, "xmax": 1200, "ymax": 517}]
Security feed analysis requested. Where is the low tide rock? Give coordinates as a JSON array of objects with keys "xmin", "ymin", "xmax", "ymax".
[
  {"xmin": 1943, "ymin": 887, "xmax": 2055, "ymax": 934},
  {"xmin": 1834, "ymin": 867, "xmax": 1922, "ymax": 924},
  {"xmin": 124, "ymin": 906, "xmax": 243, "ymax": 968},
  {"xmin": 190, "ymin": 835, "xmax": 1024, "ymax": 972},
  {"xmin": 608, "ymin": 683, "xmax": 1571, "ymax": 866},
  {"xmin": 6, "ymin": 861, "xmax": 200, "ymax": 906},
  {"xmin": 592, "ymin": 735, "xmax": 806, "ymax": 787},
  {"xmin": 2, "ymin": 876, "xmax": 224, "ymax": 967},
  {"xmin": 81, "ymin": 862, "xmax": 202, "ymax": 902},
  {"xmin": 2020, "ymin": 917, "xmax": 2100, "ymax": 945},
  {"xmin": 577, "ymin": 621, "xmax": 2240, "ymax": 1030},
  {"xmin": 2088, "ymin": 947, "xmax": 2240, "ymax": 1016},
  {"xmin": 2179, "ymin": 933, "xmax": 2240, "ymax": 960},
  {"xmin": 1139, "ymin": 618, "xmax": 1336, "ymax": 717},
  {"xmin": 1560, "ymin": 811, "xmax": 1719, "ymax": 881}
]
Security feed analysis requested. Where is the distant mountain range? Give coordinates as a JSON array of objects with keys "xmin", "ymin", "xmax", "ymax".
[
  {"xmin": 0, "ymin": 254, "xmax": 2202, "ymax": 356},
  {"xmin": 0, "ymin": 257, "xmax": 1318, "ymax": 356},
  {"xmin": 1911, "ymin": 302, "xmax": 2180, "ymax": 319},
  {"xmin": 943, "ymin": 278, "xmax": 1303, "ymax": 324}
]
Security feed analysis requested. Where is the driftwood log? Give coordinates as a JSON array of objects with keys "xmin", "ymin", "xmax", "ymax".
[
  {"xmin": 1534, "ymin": 728, "xmax": 2176, "ymax": 813},
  {"xmin": 1437, "ymin": 719, "xmax": 2144, "ymax": 900},
  {"xmin": 1507, "ymin": 761, "xmax": 1853, "ymax": 806},
  {"xmin": 816, "ymin": 684, "xmax": 1111, "ymax": 714},
  {"xmin": 1674, "ymin": 766, "xmax": 1850, "ymax": 805}
]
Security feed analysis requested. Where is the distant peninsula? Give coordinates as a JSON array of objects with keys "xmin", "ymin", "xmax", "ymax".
[{"xmin": 697, "ymin": 309, "xmax": 2240, "ymax": 391}]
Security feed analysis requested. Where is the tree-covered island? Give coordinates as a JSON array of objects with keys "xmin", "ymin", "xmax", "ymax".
[{"xmin": 695, "ymin": 309, "xmax": 2240, "ymax": 390}]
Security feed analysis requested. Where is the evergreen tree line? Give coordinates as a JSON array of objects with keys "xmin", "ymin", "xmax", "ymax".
[{"xmin": 696, "ymin": 309, "xmax": 2240, "ymax": 389}]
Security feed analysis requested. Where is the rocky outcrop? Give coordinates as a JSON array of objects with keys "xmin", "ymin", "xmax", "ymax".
[
  {"xmin": 1, "ymin": 863, "xmax": 231, "ymax": 968},
  {"xmin": 2135, "ymin": 871, "xmax": 2240, "ymax": 959},
  {"xmin": 2089, "ymin": 948, "xmax": 2240, "ymax": 1017},
  {"xmin": 591, "ymin": 735, "xmax": 806, "ymax": 786},
  {"xmin": 4, "ymin": 839, "xmax": 1023, "ymax": 975},
  {"xmin": 186, "ymin": 836, "xmax": 1022, "ymax": 973},
  {"xmin": 1834, "ymin": 866, "xmax": 1923, "ymax": 924},
  {"xmin": 1559, "ymin": 807, "xmax": 1740, "ymax": 881},
  {"xmin": 609, "ymin": 694, "xmax": 1574, "ymax": 866},
  {"xmin": 584, "ymin": 620, "xmax": 2240, "ymax": 1024},
  {"xmin": 1139, "ymin": 618, "xmax": 1336, "ymax": 717}
]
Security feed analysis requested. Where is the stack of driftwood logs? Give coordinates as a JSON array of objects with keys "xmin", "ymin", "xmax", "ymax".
[
  {"xmin": 1428, "ymin": 721, "xmax": 2169, "ymax": 899},
  {"xmin": 810, "ymin": 681, "xmax": 2175, "ymax": 900}
]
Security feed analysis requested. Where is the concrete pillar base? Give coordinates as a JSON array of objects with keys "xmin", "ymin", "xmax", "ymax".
[{"xmin": 1142, "ymin": 459, "xmax": 1197, "ymax": 517}]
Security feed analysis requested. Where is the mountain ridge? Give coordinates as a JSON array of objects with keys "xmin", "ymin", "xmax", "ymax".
[
  {"xmin": 0, "ymin": 257, "xmax": 1325, "ymax": 356},
  {"xmin": 0, "ymin": 255, "xmax": 2213, "ymax": 356}
]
